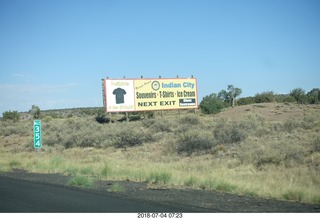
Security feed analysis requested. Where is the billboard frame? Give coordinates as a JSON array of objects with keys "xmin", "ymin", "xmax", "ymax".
[{"xmin": 103, "ymin": 77, "xmax": 198, "ymax": 113}]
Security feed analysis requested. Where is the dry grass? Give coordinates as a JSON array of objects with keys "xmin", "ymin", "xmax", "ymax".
[{"xmin": 0, "ymin": 103, "xmax": 320, "ymax": 204}]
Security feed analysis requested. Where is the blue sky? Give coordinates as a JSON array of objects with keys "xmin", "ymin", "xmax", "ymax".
[{"xmin": 0, "ymin": 0, "xmax": 319, "ymax": 114}]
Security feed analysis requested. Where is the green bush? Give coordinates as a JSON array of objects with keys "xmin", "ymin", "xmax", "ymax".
[
  {"xmin": 95, "ymin": 111, "xmax": 112, "ymax": 124},
  {"xmin": 213, "ymin": 119, "xmax": 248, "ymax": 144},
  {"xmin": 200, "ymin": 93, "xmax": 226, "ymax": 114},
  {"xmin": 274, "ymin": 94, "xmax": 296, "ymax": 103},
  {"xmin": 0, "ymin": 120, "xmax": 29, "ymax": 136},
  {"xmin": 113, "ymin": 123, "xmax": 152, "ymax": 148},
  {"xmin": 150, "ymin": 119, "xmax": 173, "ymax": 133},
  {"xmin": 312, "ymin": 136, "xmax": 320, "ymax": 153},
  {"xmin": 2, "ymin": 111, "xmax": 20, "ymax": 122},
  {"xmin": 237, "ymin": 96, "xmax": 255, "ymax": 105},
  {"xmin": 236, "ymin": 138, "xmax": 308, "ymax": 168},
  {"xmin": 176, "ymin": 130, "xmax": 214, "ymax": 155},
  {"xmin": 283, "ymin": 119, "xmax": 300, "ymax": 133},
  {"xmin": 179, "ymin": 115, "xmax": 200, "ymax": 125},
  {"xmin": 254, "ymin": 91, "xmax": 275, "ymax": 103}
]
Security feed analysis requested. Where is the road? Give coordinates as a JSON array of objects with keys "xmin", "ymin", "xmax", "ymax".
[{"xmin": 0, "ymin": 176, "xmax": 196, "ymax": 213}]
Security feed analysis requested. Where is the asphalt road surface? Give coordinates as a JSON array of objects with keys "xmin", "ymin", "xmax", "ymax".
[{"xmin": 0, "ymin": 176, "xmax": 195, "ymax": 213}]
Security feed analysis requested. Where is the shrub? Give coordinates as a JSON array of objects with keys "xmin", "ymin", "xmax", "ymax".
[
  {"xmin": 301, "ymin": 116, "xmax": 317, "ymax": 130},
  {"xmin": 2, "ymin": 111, "xmax": 20, "ymax": 122},
  {"xmin": 176, "ymin": 130, "xmax": 214, "ymax": 155},
  {"xmin": 213, "ymin": 119, "xmax": 255, "ymax": 145},
  {"xmin": 200, "ymin": 93, "xmax": 226, "ymax": 114},
  {"xmin": 150, "ymin": 119, "xmax": 173, "ymax": 133},
  {"xmin": 254, "ymin": 91, "xmax": 275, "ymax": 103},
  {"xmin": 290, "ymin": 88, "xmax": 308, "ymax": 104},
  {"xmin": 237, "ymin": 96, "xmax": 255, "ymax": 105},
  {"xmin": 95, "ymin": 111, "xmax": 112, "ymax": 124},
  {"xmin": 0, "ymin": 120, "xmax": 29, "ymax": 136},
  {"xmin": 275, "ymin": 94, "xmax": 296, "ymax": 103},
  {"xmin": 312, "ymin": 136, "xmax": 320, "ymax": 153},
  {"xmin": 237, "ymin": 137, "xmax": 308, "ymax": 168},
  {"xmin": 113, "ymin": 123, "xmax": 152, "ymax": 149},
  {"xmin": 179, "ymin": 115, "xmax": 200, "ymax": 125},
  {"xmin": 283, "ymin": 119, "xmax": 300, "ymax": 133}
]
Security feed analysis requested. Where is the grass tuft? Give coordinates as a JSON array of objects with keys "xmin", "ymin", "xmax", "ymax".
[
  {"xmin": 9, "ymin": 160, "xmax": 21, "ymax": 168},
  {"xmin": 282, "ymin": 189, "xmax": 305, "ymax": 202},
  {"xmin": 184, "ymin": 176, "xmax": 198, "ymax": 187},
  {"xmin": 107, "ymin": 183, "xmax": 125, "ymax": 193},
  {"xmin": 101, "ymin": 163, "xmax": 111, "ymax": 179},
  {"xmin": 146, "ymin": 172, "xmax": 172, "ymax": 184},
  {"xmin": 67, "ymin": 176, "xmax": 94, "ymax": 188}
]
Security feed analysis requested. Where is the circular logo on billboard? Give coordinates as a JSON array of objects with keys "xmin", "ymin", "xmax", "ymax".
[{"xmin": 151, "ymin": 81, "xmax": 160, "ymax": 91}]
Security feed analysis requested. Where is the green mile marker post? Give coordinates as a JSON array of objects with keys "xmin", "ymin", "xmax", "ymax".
[{"xmin": 33, "ymin": 120, "xmax": 42, "ymax": 155}]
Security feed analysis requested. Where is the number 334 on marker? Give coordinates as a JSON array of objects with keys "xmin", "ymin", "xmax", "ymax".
[{"xmin": 33, "ymin": 120, "xmax": 42, "ymax": 149}]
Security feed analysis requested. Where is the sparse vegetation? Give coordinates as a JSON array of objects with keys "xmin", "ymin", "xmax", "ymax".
[
  {"xmin": 68, "ymin": 176, "xmax": 94, "ymax": 188},
  {"xmin": 0, "ymin": 102, "xmax": 320, "ymax": 204},
  {"xmin": 107, "ymin": 183, "xmax": 125, "ymax": 192}
]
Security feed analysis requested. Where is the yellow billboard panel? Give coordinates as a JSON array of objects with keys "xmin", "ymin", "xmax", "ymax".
[{"xmin": 104, "ymin": 78, "xmax": 198, "ymax": 112}]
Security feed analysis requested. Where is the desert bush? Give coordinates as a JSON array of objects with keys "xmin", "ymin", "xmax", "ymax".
[
  {"xmin": 44, "ymin": 118, "xmax": 107, "ymax": 148},
  {"xmin": 237, "ymin": 96, "xmax": 255, "ymax": 105},
  {"xmin": 95, "ymin": 111, "xmax": 112, "ymax": 124},
  {"xmin": 283, "ymin": 119, "xmax": 301, "ymax": 133},
  {"xmin": 254, "ymin": 91, "xmax": 275, "ymax": 103},
  {"xmin": 290, "ymin": 88, "xmax": 308, "ymax": 104},
  {"xmin": 179, "ymin": 115, "xmax": 200, "ymax": 125},
  {"xmin": 213, "ymin": 119, "xmax": 250, "ymax": 145},
  {"xmin": 312, "ymin": 136, "xmax": 320, "ymax": 153},
  {"xmin": 2, "ymin": 111, "xmax": 20, "ymax": 122},
  {"xmin": 149, "ymin": 118, "xmax": 174, "ymax": 133},
  {"xmin": 274, "ymin": 94, "xmax": 296, "ymax": 103},
  {"xmin": 237, "ymin": 137, "xmax": 308, "ymax": 168},
  {"xmin": 200, "ymin": 93, "xmax": 226, "ymax": 114},
  {"xmin": 301, "ymin": 116, "xmax": 318, "ymax": 130},
  {"xmin": 0, "ymin": 120, "xmax": 29, "ymax": 136},
  {"xmin": 113, "ymin": 122, "xmax": 152, "ymax": 148},
  {"xmin": 145, "ymin": 111, "xmax": 155, "ymax": 119},
  {"xmin": 176, "ymin": 130, "xmax": 214, "ymax": 156}
]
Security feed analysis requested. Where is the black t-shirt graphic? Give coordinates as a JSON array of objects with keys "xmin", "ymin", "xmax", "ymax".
[{"xmin": 113, "ymin": 88, "xmax": 126, "ymax": 104}]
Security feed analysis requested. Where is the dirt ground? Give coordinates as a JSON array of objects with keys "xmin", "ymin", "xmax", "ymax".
[
  {"xmin": 215, "ymin": 102, "xmax": 320, "ymax": 122},
  {"xmin": 2, "ymin": 169, "xmax": 320, "ymax": 213}
]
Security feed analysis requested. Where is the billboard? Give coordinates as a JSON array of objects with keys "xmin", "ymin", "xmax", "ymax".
[{"xmin": 103, "ymin": 78, "xmax": 198, "ymax": 112}]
